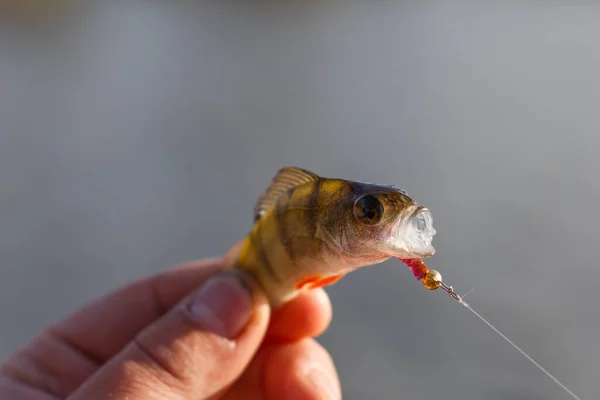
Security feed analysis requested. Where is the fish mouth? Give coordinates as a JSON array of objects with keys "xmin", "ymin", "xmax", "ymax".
[{"xmin": 386, "ymin": 206, "xmax": 436, "ymax": 258}]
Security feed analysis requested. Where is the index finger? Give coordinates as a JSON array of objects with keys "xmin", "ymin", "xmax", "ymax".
[
  {"xmin": 49, "ymin": 258, "xmax": 333, "ymax": 364},
  {"xmin": 50, "ymin": 258, "xmax": 225, "ymax": 362}
]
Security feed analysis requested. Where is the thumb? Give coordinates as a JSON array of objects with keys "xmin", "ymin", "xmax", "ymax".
[{"xmin": 69, "ymin": 269, "xmax": 270, "ymax": 400}]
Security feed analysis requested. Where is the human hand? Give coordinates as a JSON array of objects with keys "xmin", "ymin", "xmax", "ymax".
[{"xmin": 1, "ymin": 257, "xmax": 341, "ymax": 399}]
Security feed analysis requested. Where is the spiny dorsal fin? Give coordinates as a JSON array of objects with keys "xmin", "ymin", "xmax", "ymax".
[{"xmin": 254, "ymin": 167, "xmax": 320, "ymax": 222}]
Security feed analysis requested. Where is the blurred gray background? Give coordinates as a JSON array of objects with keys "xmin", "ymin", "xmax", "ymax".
[{"xmin": 1, "ymin": 2, "xmax": 598, "ymax": 399}]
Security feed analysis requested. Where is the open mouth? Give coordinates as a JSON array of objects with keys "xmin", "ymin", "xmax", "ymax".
[{"xmin": 389, "ymin": 207, "xmax": 436, "ymax": 257}]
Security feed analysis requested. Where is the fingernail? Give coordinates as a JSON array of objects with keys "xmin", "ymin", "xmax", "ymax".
[
  {"xmin": 186, "ymin": 272, "xmax": 254, "ymax": 339},
  {"xmin": 304, "ymin": 365, "xmax": 340, "ymax": 400}
]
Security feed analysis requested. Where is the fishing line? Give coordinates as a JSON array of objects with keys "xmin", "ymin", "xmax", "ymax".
[
  {"xmin": 401, "ymin": 259, "xmax": 582, "ymax": 399},
  {"xmin": 457, "ymin": 298, "xmax": 582, "ymax": 400}
]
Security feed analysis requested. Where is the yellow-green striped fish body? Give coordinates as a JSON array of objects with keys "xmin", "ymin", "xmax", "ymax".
[{"xmin": 227, "ymin": 167, "xmax": 437, "ymax": 307}]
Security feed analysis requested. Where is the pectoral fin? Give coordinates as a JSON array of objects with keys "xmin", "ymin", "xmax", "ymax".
[{"xmin": 296, "ymin": 274, "xmax": 345, "ymax": 290}]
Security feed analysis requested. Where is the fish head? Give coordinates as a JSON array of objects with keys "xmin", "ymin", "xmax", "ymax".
[{"xmin": 337, "ymin": 182, "xmax": 436, "ymax": 261}]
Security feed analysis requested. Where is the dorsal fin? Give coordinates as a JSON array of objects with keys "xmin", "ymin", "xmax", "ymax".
[{"xmin": 254, "ymin": 167, "xmax": 320, "ymax": 222}]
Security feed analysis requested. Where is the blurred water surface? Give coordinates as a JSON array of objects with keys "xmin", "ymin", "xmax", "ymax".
[{"xmin": 1, "ymin": 2, "xmax": 599, "ymax": 399}]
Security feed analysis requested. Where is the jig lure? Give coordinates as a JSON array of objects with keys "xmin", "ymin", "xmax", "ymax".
[{"xmin": 226, "ymin": 167, "xmax": 582, "ymax": 400}]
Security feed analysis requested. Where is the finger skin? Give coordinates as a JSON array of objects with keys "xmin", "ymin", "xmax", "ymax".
[
  {"xmin": 221, "ymin": 338, "xmax": 341, "ymax": 400},
  {"xmin": 1, "ymin": 257, "xmax": 334, "ymax": 398},
  {"xmin": 266, "ymin": 288, "xmax": 332, "ymax": 343},
  {"xmin": 51, "ymin": 258, "xmax": 225, "ymax": 362},
  {"xmin": 1, "ymin": 331, "xmax": 98, "ymax": 397},
  {"xmin": 69, "ymin": 271, "xmax": 271, "ymax": 400},
  {"xmin": 264, "ymin": 338, "xmax": 341, "ymax": 400},
  {"xmin": 49, "ymin": 257, "xmax": 332, "ymax": 361},
  {"xmin": 0, "ymin": 375, "xmax": 59, "ymax": 400}
]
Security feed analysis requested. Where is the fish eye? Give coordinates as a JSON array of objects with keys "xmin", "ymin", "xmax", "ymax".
[{"xmin": 353, "ymin": 194, "xmax": 384, "ymax": 225}]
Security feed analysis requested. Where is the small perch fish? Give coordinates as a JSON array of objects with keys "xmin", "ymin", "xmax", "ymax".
[
  {"xmin": 225, "ymin": 167, "xmax": 582, "ymax": 400},
  {"xmin": 226, "ymin": 166, "xmax": 437, "ymax": 306}
]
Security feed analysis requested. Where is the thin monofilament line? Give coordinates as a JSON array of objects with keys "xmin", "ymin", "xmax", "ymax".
[{"xmin": 459, "ymin": 300, "xmax": 582, "ymax": 400}]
